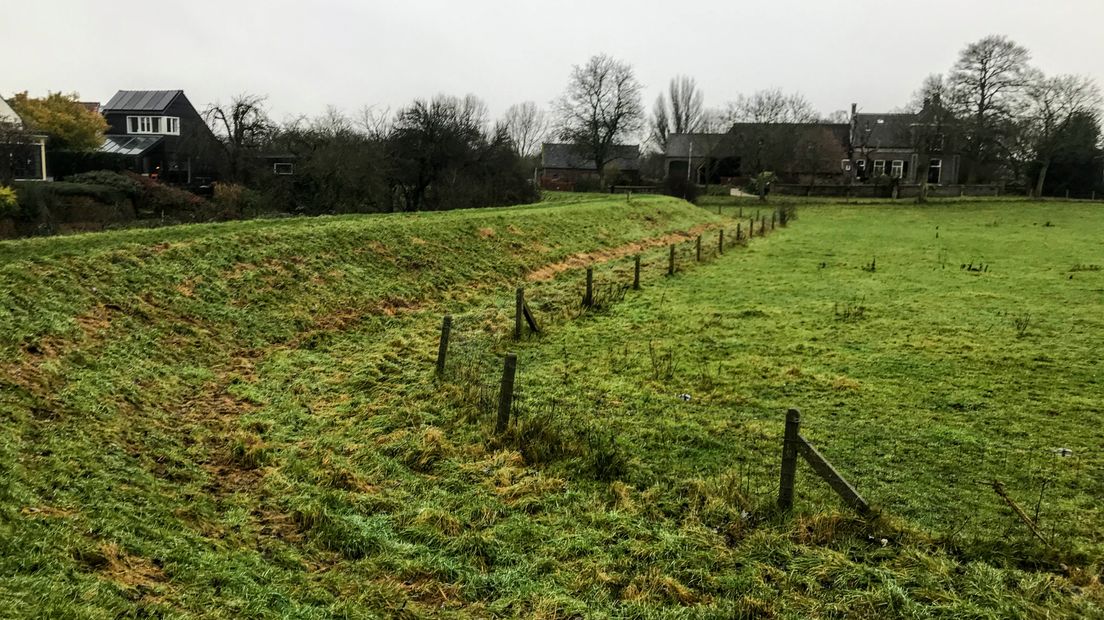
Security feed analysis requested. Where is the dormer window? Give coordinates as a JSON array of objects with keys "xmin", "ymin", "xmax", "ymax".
[{"xmin": 127, "ymin": 115, "xmax": 180, "ymax": 135}]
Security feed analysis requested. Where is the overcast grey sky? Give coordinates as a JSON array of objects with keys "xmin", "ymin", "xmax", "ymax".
[{"xmin": 4, "ymin": 0, "xmax": 1102, "ymax": 124}]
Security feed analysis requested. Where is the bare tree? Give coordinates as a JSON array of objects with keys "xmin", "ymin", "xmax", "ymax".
[
  {"xmin": 948, "ymin": 35, "xmax": 1036, "ymax": 182},
  {"xmin": 501, "ymin": 102, "xmax": 548, "ymax": 157},
  {"xmin": 1025, "ymin": 75, "xmax": 1102, "ymax": 196},
  {"xmin": 358, "ymin": 105, "xmax": 393, "ymax": 140},
  {"xmin": 650, "ymin": 76, "xmax": 704, "ymax": 151},
  {"xmin": 205, "ymin": 94, "xmax": 274, "ymax": 183},
  {"xmin": 726, "ymin": 88, "xmax": 819, "ymax": 124},
  {"xmin": 698, "ymin": 107, "xmax": 729, "ymax": 133},
  {"xmin": 905, "ymin": 74, "xmax": 951, "ymax": 112},
  {"xmin": 554, "ymin": 54, "xmax": 645, "ymax": 177}
]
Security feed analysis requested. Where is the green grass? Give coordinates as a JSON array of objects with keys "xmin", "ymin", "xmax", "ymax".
[{"xmin": 1, "ymin": 194, "xmax": 1102, "ymax": 618}]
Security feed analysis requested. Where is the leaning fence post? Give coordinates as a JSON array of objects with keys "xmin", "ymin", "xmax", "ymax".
[
  {"xmin": 668, "ymin": 244, "xmax": 676, "ymax": 275},
  {"xmin": 633, "ymin": 254, "xmax": 641, "ymax": 290},
  {"xmin": 748, "ymin": 217, "xmax": 754, "ymax": 238},
  {"xmin": 435, "ymin": 314, "xmax": 452, "ymax": 376},
  {"xmin": 496, "ymin": 353, "xmax": 517, "ymax": 434},
  {"xmin": 584, "ymin": 267, "xmax": 594, "ymax": 307},
  {"xmin": 778, "ymin": 408, "xmax": 801, "ymax": 511},
  {"xmin": 514, "ymin": 287, "xmax": 524, "ymax": 340},
  {"xmin": 696, "ymin": 235, "xmax": 702, "ymax": 262},
  {"xmin": 718, "ymin": 229, "xmax": 724, "ymax": 255}
]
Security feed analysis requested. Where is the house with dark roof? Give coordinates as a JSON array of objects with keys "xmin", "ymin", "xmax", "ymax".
[
  {"xmin": 666, "ymin": 124, "xmax": 851, "ymax": 186},
  {"xmin": 538, "ymin": 143, "xmax": 641, "ymax": 190},
  {"xmin": 98, "ymin": 90, "xmax": 220, "ymax": 184},
  {"xmin": 664, "ymin": 98, "xmax": 963, "ymax": 188},
  {"xmin": 849, "ymin": 98, "xmax": 961, "ymax": 185},
  {"xmin": 0, "ymin": 94, "xmax": 48, "ymax": 181}
]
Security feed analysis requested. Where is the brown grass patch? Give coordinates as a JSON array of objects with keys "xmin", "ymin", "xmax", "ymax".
[
  {"xmin": 477, "ymin": 227, "xmax": 496, "ymax": 238},
  {"xmin": 526, "ymin": 223, "xmax": 717, "ymax": 282}
]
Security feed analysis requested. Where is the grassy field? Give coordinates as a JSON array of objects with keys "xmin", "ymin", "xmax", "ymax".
[{"xmin": 0, "ymin": 195, "xmax": 1102, "ymax": 618}]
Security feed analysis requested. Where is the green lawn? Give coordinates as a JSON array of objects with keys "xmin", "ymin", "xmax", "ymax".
[{"xmin": 0, "ymin": 196, "xmax": 1101, "ymax": 618}]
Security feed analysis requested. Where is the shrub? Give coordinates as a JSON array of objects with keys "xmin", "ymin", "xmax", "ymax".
[
  {"xmin": 128, "ymin": 174, "xmax": 212, "ymax": 220},
  {"xmin": 66, "ymin": 170, "xmax": 142, "ymax": 197},
  {"xmin": 573, "ymin": 175, "xmax": 605, "ymax": 193},
  {"xmin": 213, "ymin": 182, "xmax": 262, "ymax": 219},
  {"xmin": 745, "ymin": 171, "xmax": 777, "ymax": 197},
  {"xmin": 0, "ymin": 186, "xmax": 17, "ymax": 218},
  {"xmin": 663, "ymin": 176, "xmax": 699, "ymax": 203}
]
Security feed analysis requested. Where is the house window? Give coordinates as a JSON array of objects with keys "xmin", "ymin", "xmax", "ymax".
[
  {"xmin": 273, "ymin": 162, "xmax": 294, "ymax": 175},
  {"xmin": 928, "ymin": 159, "xmax": 942, "ymax": 184},
  {"xmin": 873, "ymin": 160, "xmax": 886, "ymax": 176},
  {"xmin": 891, "ymin": 160, "xmax": 904, "ymax": 178},
  {"xmin": 856, "ymin": 160, "xmax": 866, "ymax": 171},
  {"xmin": 127, "ymin": 115, "xmax": 179, "ymax": 135},
  {"xmin": 841, "ymin": 159, "xmax": 852, "ymax": 171}
]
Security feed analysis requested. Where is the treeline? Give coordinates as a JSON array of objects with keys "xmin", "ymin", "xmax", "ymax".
[
  {"xmin": 207, "ymin": 94, "xmax": 538, "ymax": 214},
  {"xmin": 643, "ymin": 35, "xmax": 1104, "ymax": 195}
]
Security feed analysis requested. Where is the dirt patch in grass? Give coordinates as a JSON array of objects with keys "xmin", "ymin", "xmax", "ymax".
[
  {"xmin": 526, "ymin": 223, "xmax": 718, "ymax": 282},
  {"xmin": 80, "ymin": 542, "xmax": 169, "ymax": 591},
  {"xmin": 477, "ymin": 227, "xmax": 496, "ymax": 238}
]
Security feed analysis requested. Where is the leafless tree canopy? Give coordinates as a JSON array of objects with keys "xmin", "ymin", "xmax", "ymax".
[
  {"xmin": 905, "ymin": 74, "xmax": 950, "ymax": 112},
  {"xmin": 948, "ymin": 35, "xmax": 1036, "ymax": 181},
  {"xmin": 650, "ymin": 76, "xmax": 704, "ymax": 151},
  {"xmin": 1024, "ymin": 74, "xmax": 1102, "ymax": 195},
  {"xmin": 205, "ymin": 94, "xmax": 275, "ymax": 182},
  {"xmin": 501, "ymin": 102, "xmax": 548, "ymax": 158},
  {"xmin": 726, "ymin": 88, "xmax": 819, "ymax": 124},
  {"xmin": 554, "ymin": 54, "xmax": 644, "ymax": 174}
]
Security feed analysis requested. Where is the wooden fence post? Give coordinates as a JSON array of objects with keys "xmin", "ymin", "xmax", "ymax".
[
  {"xmin": 435, "ymin": 315, "xmax": 452, "ymax": 376},
  {"xmin": 771, "ymin": 211, "xmax": 776, "ymax": 230},
  {"xmin": 584, "ymin": 267, "xmax": 594, "ymax": 307},
  {"xmin": 778, "ymin": 408, "xmax": 801, "ymax": 511},
  {"xmin": 633, "ymin": 254, "xmax": 641, "ymax": 290},
  {"xmin": 718, "ymin": 229, "xmax": 724, "ymax": 255},
  {"xmin": 496, "ymin": 353, "xmax": 517, "ymax": 434},
  {"xmin": 737, "ymin": 222, "xmax": 742, "ymax": 241},
  {"xmin": 696, "ymin": 235, "xmax": 702, "ymax": 262},
  {"xmin": 668, "ymin": 244, "xmax": 676, "ymax": 275},
  {"xmin": 514, "ymin": 288, "xmax": 524, "ymax": 340}
]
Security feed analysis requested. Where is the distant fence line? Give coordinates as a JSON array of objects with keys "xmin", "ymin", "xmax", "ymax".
[
  {"xmin": 609, "ymin": 183, "xmax": 1104, "ymax": 201},
  {"xmin": 433, "ymin": 205, "xmax": 793, "ymax": 427}
]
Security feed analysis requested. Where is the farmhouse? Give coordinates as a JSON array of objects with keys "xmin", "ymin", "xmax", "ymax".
[
  {"xmin": 0, "ymin": 95, "xmax": 48, "ymax": 181},
  {"xmin": 539, "ymin": 143, "xmax": 641, "ymax": 190},
  {"xmin": 666, "ymin": 123, "xmax": 850, "ymax": 186},
  {"xmin": 664, "ymin": 98, "xmax": 964, "ymax": 187},
  {"xmin": 850, "ymin": 98, "xmax": 961, "ymax": 185},
  {"xmin": 98, "ymin": 90, "xmax": 220, "ymax": 184}
]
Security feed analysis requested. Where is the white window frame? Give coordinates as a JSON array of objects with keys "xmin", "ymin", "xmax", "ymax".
[
  {"xmin": 890, "ymin": 160, "xmax": 904, "ymax": 178},
  {"xmin": 841, "ymin": 159, "xmax": 852, "ymax": 171},
  {"xmin": 273, "ymin": 162, "xmax": 294, "ymax": 175},
  {"xmin": 127, "ymin": 115, "xmax": 180, "ymax": 135},
  {"xmin": 873, "ymin": 160, "xmax": 886, "ymax": 176},
  {"xmin": 928, "ymin": 158, "xmax": 942, "ymax": 184}
]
